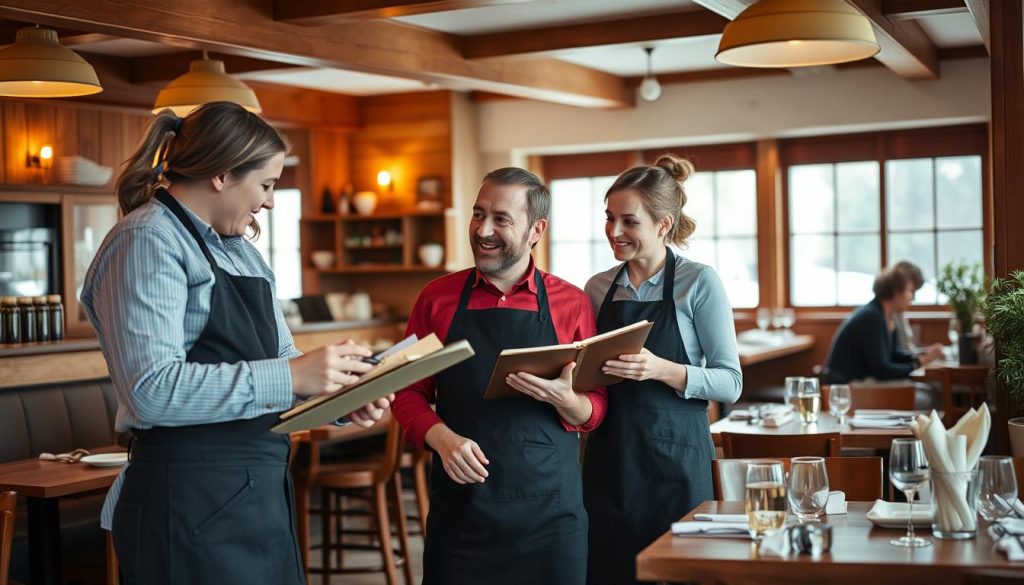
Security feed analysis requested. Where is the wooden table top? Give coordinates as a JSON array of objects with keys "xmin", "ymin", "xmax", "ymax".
[
  {"xmin": 637, "ymin": 501, "xmax": 1022, "ymax": 585},
  {"xmin": 710, "ymin": 411, "xmax": 915, "ymax": 450},
  {"xmin": 737, "ymin": 334, "xmax": 814, "ymax": 367},
  {"xmin": 0, "ymin": 448, "xmax": 125, "ymax": 498},
  {"xmin": 911, "ymin": 360, "xmax": 987, "ymax": 381}
]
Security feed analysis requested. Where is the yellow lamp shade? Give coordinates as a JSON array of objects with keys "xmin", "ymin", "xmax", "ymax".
[
  {"xmin": 0, "ymin": 27, "xmax": 102, "ymax": 97},
  {"xmin": 716, "ymin": 0, "xmax": 880, "ymax": 68},
  {"xmin": 152, "ymin": 56, "xmax": 261, "ymax": 117}
]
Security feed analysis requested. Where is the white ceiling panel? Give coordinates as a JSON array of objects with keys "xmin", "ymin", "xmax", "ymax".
[
  {"xmin": 917, "ymin": 13, "xmax": 984, "ymax": 48},
  {"xmin": 73, "ymin": 38, "xmax": 180, "ymax": 57},
  {"xmin": 555, "ymin": 35, "xmax": 725, "ymax": 76}
]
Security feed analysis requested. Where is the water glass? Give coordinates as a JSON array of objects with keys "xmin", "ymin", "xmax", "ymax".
[
  {"xmin": 932, "ymin": 469, "xmax": 979, "ymax": 539},
  {"xmin": 756, "ymin": 307, "xmax": 771, "ymax": 332},
  {"xmin": 828, "ymin": 384, "xmax": 852, "ymax": 425},
  {"xmin": 977, "ymin": 455, "xmax": 1019, "ymax": 521},
  {"xmin": 784, "ymin": 376, "xmax": 803, "ymax": 408},
  {"xmin": 796, "ymin": 378, "xmax": 820, "ymax": 424},
  {"xmin": 889, "ymin": 438, "xmax": 931, "ymax": 548},
  {"xmin": 745, "ymin": 461, "xmax": 788, "ymax": 542},
  {"xmin": 789, "ymin": 457, "xmax": 830, "ymax": 522}
]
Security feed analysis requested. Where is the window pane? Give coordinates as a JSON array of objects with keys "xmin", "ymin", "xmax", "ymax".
[
  {"xmin": 272, "ymin": 251, "xmax": 302, "ymax": 300},
  {"xmin": 252, "ymin": 225, "xmax": 271, "ymax": 262},
  {"xmin": 271, "ymin": 189, "xmax": 301, "ymax": 254},
  {"xmin": 717, "ymin": 237, "xmax": 758, "ymax": 308},
  {"xmin": 550, "ymin": 179, "xmax": 593, "ymax": 242},
  {"xmin": 685, "ymin": 238, "xmax": 716, "ymax": 268},
  {"xmin": 715, "ymin": 170, "xmax": 757, "ymax": 237},
  {"xmin": 837, "ymin": 235, "xmax": 880, "ymax": 305},
  {"xmin": 591, "ymin": 176, "xmax": 616, "ymax": 240},
  {"xmin": 686, "ymin": 172, "xmax": 715, "ymax": 237},
  {"xmin": 888, "ymin": 231, "xmax": 937, "ymax": 304},
  {"xmin": 937, "ymin": 230, "xmax": 983, "ymax": 274},
  {"xmin": 590, "ymin": 241, "xmax": 618, "ymax": 276},
  {"xmin": 836, "ymin": 162, "xmax": 880, "ymax": 232},
  {"xmin": 550, "ymin": 242, "xmax": 591, "ymax": 289},
  {"xmin": 789, "ymin": 164, "xmax": 834, "ymax": 234},
  {"xmin": 886, "ymin": 159, "xmax": 934, "ymax": 230},
  {"xmin": 936, "ymin": 156, "xmax": 983, "ymax": 229},
  {"xmin": 791, "ymin": 234, "xmax": 836, "ymax": 306}
]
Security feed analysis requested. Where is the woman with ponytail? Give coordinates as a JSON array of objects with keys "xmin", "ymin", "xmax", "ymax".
[
  {"xmin": 81, "ymin": 102, "xmax": 390, "ymax": 584},
  {"xmin": 582, "ymin": 154, "xmax": 741, "ymax": 585}
]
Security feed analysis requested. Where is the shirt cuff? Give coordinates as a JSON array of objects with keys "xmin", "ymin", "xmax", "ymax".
[
  {"xmin": 561, "ymin": 392, "xmax": 603, "ymax": 432},
  {"xmin": 250, "ymin": 358, "xmax": 295, "ymax": 414},
  {"xmin": 680, "ymin": 364, "xmax": 704, "ymax": 400},
  {"xmin": 406, "ymin": 411, "xmax": 444, "ymax": 450}
]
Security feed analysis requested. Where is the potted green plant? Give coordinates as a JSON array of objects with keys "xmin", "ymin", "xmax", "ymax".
[
  {"xmin": 981, "ymin": 270, "xmax": 1024, "ymax": 456},
  {"xmin": 936, "ymin": 261, "xmax": 986, "ymax": 364}
]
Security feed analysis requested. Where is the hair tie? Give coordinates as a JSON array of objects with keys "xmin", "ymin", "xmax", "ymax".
[
  {"xmin": 173, "ymin": 116, "xmax": 183, "ymax": 133},
  {"xmin": 153, "ymin": 161, "xmax": 167, "ymax": 179}
]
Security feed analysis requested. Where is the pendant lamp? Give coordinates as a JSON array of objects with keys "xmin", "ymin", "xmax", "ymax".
[
  {"xmin": 0, "ymin": 26, "xmax": 102, "ymax": 97},
  {"xmin": 152, "ymin": 51, "xmax": 261, "ymax": 116},
  {"xmin": 716, "ymin": 0, "xmax": 880, "ymax": 68},
  {"xmin": 639, "ymin": 47, "xmax": 661, "ymax": 102}
]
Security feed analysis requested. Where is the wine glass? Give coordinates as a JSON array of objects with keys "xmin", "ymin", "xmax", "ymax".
[
  {"xmin": 745, "ymin": 461, "xmax": 788, "ymax": 542},
  {"xmin": 828, "ymin": 384, "xmax": 852, "ymax": 425},
  {"xmin": 772, "ymin": 308, "xmax": 786, "ymax": 331},
  {"xmin": 889, "ymin": 438, "xmax": 931, "ymax": 547},
  {"xmin": 756, "ymin": 307, "xmax": 771, "ymax": 332},
  {"xmin": 789, "ymin": 457, "xmax": 830, "ymax": 522},
  {"xmin": 784, "ymin": 376, "xmax": 803, "ymax": 409},
  {"xmin": 796, "ymin": 378, "xmax": 820, "ymax": 424},
  {"xmin": 977, "ymin": 455, "xmax": 1019, "ymax": 521},
  {"xmin": 947, "ymin": 318, "xmax": 960, "ymax": 362},
  {"xmin": 779, "ymin": 308, "xmax": 796, "ymax": 337}
]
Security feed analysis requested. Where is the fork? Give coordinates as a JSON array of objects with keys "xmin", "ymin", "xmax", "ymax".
[{"xmin": 993, "ymin": 494, "xmax": 1024, "ymax": 520}]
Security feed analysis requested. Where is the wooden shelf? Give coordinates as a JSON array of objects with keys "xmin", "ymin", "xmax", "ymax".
[
  {"xmin": 344, "ymin": 244, "xmax": 404, "ymax": 250},
  {"xmin": 317, "ymin": 265, "xmax": 446, "ymax": 274},
  {"xmin": 304, "ymin": 210, "xmax": 444, "ymax": 222}
]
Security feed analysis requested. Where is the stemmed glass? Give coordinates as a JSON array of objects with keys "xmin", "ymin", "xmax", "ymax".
[
  {"xmin": 789, "ymin": 457, "xmax": 830, "ymax": 522},
  {"xmin": 828, "ymin": 384, "xmax": 852, "ymax": 425},
  {"xmin": 745, "ymin": 461, "xmax": 788, "ymax": 542},
  {"xmin": 778, "ymin": 308, "xmax": 796, "ymax": 337},
  {"xmin": 889, "ymin": 438, "xmax": 932, "ymax": 547},
  {"xmin": 784, "ymin": 376, "xmax": 803, "ymax": 409},
  {"xmin": 977, "ymin": 455, "xmax": 1019, "ymax": 521},
  {"xmin": 756, "ymin": 307, "xmax": 771, "ymax": 332},
  {"xmin": 796, "ymin": 378, "xmax": 820, "ymax": 425},
  {"xmin": 947, "ymin": 318, "xmax": 960, "ymax": 362}
]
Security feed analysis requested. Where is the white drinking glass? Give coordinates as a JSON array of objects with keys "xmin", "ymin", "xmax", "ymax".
[
  {"xmin": 828, "ymin": 384, "xmax": 852, "ymax": 425},
  {"xmin": 745, "ymin": 461, "xmax": 788, "ymax": 542},
  {"xmin": 889, "ymin": 438, "xmax": 931, "ymax": 548},
  {"xmin": 977, "ymin": 455, "xmax": 1019, "ymax": 522},
  {"xmin": 784, "ymin": 376, "xmax": 803, "ymax": 409},
  {"xmin": 756, "ymin": 307, "xmax": 771, "ymax": 332},
  {"xmin": 796, "ymin": 378, "xmax": 820, "ymax": 424},
  {"xmin": 789, "ymin": 457, "xmax": 830, "ymax": 522}
]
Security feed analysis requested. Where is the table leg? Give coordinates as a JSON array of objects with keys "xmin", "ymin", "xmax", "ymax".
[{"xmin": 27, "ymin": 496, "xmax": 62, "ymax": 585}]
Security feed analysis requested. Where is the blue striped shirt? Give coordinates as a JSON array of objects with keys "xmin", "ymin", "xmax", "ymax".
[{"xmin": 81, "ymin": 196, "xmax": 301, "ymax": 529}]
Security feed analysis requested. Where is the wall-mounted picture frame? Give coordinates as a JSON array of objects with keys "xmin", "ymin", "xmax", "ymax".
[{"xmin": 416, "ymin": 176, "xmax": 444, "ymax": 209}]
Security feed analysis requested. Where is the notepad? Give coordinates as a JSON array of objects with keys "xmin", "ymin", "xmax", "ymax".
[{"xmin": 483, "ymin": 320, "xmax": 653, "ymax": 399}]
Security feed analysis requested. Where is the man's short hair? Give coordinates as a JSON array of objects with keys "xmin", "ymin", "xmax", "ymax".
[
  {"xmin": 482, "ymin": 167, "xmax": 550, "ymax": 227},
  {"xmin": 873, "ymin": 266, "xmax": 912, "ymax": 301}
]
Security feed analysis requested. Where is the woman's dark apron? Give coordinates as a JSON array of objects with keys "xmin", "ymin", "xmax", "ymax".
[
  {"xmin": 423, "ymin": 269, "xmax": 588, "ymax": 585},
  {"xmin": 111, "ymin": 189, "xmax": 304, "ymax": 585},
  {"xmin": 583, "ymin": 249, "xmax": 713, "ymax": 585}
]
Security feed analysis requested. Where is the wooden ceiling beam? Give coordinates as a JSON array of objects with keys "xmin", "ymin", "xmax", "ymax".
[
  {"xmin": 0, "ymin": 0, "xmax": 632, "ymax": 108},
  {"xmin": 273, "ymin": 0, "xmax": 534, "ymax": 25},
  {"xmin": 848, "ymin": 0, "xmax": 940, "ymax": 79},
  {"xmin": 464, "ymin": 9, "xmax": 728, "ymax": 59},
  {"xmin": 964, "ymin": 0, "xmax": 991, "ymax": 54},
  {"xmin": 130, "ymin": 51, "xmax": 303, "ymax": 84},
  {"xmin": 882, "ymin": 0, "xmax": 967, "ymax": 20}
]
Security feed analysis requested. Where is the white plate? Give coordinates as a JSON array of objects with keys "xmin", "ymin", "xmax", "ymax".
[
  {"xmin": 866, "ymin": 500, "xmax": 933, "ymax": 528},
  {"xmin": 81, "ymin": 453, "xmax": 128, "ymax": 467}
]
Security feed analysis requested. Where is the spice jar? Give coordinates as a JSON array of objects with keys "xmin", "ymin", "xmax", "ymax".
[
  {"xmin": 47, "ymin": 295, "xmax": 64, "ymax": 341},
  {"xmin": 34, "ymin": 296, "xmax": 50, "ymax": 342},
  {"xmin": 18, "ymin": 296, "xmax": 36, "ymax": 343},
  {"xmin": 1, "ymin": 296, "xmax": 19, "ymax": 344}
]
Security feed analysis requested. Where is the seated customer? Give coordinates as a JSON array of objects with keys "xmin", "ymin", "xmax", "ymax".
[
  {"xmin": 892, "ymin": 260, "xmax": 923, "ymax": 353},
  {"xmin": 824, "ymin": 263, "xmax": 944, "ymax": 384}
]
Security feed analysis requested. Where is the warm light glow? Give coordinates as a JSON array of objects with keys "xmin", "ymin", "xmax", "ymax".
[
  {"xmin": 39, "ymin": 144, "xmax": 53, "ymax": 161},
  {"xmin": 152, "ymin": 54, "xmax": 261, "ymax": 116},
  {"xmin": 377, "ymin": 170, "xmax": 392, "ymax": 188},
  {"xmin": 0, "ymin": 27, "xmax": 102, "ymax": 97}
]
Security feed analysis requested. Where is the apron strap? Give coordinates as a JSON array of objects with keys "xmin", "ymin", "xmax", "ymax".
[
  {"xmin": 452, "ymin": 266, "xmax": 552, "ymax": 328},
  {"xmin": 154, "ymin": 188, "xmax": 220, "ymax": 270},
  {"xmin": 661, "ymin": 247, "xmax": 677, "ymax": 308}
]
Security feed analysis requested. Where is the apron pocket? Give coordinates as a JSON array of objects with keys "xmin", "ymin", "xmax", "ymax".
[
  {"xmin": 112, "ymin": 502, "xmax": 143, "ymax": 582},
  {"xmin": 641, "ymin": 436, "xmax": 698, "ymax": 483},
  {"xmin": 190, "ymin": 468, "xmax": 255, "ymax": 537},
  {"xmin": 442, "ymin": 439, "xmax": 562, "ymax": 500}
]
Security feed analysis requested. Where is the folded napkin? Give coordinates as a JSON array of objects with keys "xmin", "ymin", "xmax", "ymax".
[
  {"xmin": 990, "ymin": 518, "xmax": 1024, "ymax": 561},
  {"xmin": 671, "ymin": 520, "xmax": 750, "ymax": 536},
  {"xmin": 825, "ymin": 491, "xmax": 847, "ymax": 515},
  {"xmin": 854, "ymin": 409, "xmax": 920, "ymax": 419},
  {"xmin": 848, "ymin": 416, "xmax": 909, "ymax": 428},
  {"xmin": 1016, "ymin": 499, "xmax": 1024, "ymax": 517},
  {"xmin": 693, "ymin": 513, "xmax": 748, "ymax": 523},
  {"xmin": 728, "ymin": 404, "xmax": 793, "ymax": 421},
  {"xmin": 762, "ymin": 410, "xmax": 795, "ymax": 427},
  {"xmin": 38, "ymin": 448, "xmax": 90, "ymax": 463}
]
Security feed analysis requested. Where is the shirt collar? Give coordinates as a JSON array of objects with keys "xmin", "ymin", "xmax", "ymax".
[
  {"xmin": 474, "ymin": 255, "xmax": 538, "ymax": 294},
  {"xmin": 615, "ymin": 262, "xmax": 665, "ymax": 291},
  {"xmin": 161, "ymin": 193, "xmax": 222, "ymax": 243}
]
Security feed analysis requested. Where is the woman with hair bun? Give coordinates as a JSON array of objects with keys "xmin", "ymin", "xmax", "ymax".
[{"xmin": 582, "ymin": 154, "xmax": 741, "ymax": 585}]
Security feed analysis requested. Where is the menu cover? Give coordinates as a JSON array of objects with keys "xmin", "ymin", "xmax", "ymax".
[
  {"xmin": 272, "ymin": 334, "xmax": 474, "ymax": 433},
  {"xmin": 483, "ymin": 320, "xmax": 653, "ymax": 399}
]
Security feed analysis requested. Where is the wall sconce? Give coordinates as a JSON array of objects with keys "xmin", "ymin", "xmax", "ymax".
[
  {"xmin": 27, "ymin": 143, "xmax": 53, "ymax": 168},
  {"xmin": 377, "ymin": 170, "xmax": 394, "ymax": 192}
]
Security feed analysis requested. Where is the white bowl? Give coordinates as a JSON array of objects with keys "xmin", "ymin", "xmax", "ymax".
[
  {"xmin": 353, "ymin": 191, "xmax": 378, "ymax": 216},
  {"xmin": 418, "ymin": 243, "xmax": 444, "ymax": 267},
  {"xmin": 311, "ymin": 250, "xmax": 335, "ymax": 269}
]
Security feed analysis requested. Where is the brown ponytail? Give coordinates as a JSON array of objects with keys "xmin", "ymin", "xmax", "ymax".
[
  {"xmin": 116, "ymin": 110, "xmax": 180, "ymax": 215},
  {"xmin": 605, "ymin": 153, "xmax": 697, "ymax": 246}
]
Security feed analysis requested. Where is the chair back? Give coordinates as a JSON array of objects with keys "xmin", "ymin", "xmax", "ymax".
[
  {"xmin": 822, "ymin": 382, "xmax": 916, "ymax": 413},
  {"xmin": 941, "ymin": 366, "xmax": 990, "ymax": 426},
  {"xmin": 712, "ymin": 457, "xmax": 883, "ymax": 502},
  {"xmin": 373, "ymin": 416, "xmax": 405, "ymax": 484},
  {"xmin": 1, "ymin": 491, "xmax": 15, "ymax": 585},
  {"xmin": 721, "ymin": 431, "xmax": 841, "ymax": 458}
]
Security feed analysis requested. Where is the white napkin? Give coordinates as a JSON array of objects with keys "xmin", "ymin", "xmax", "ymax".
[
  {"xmin": 762, "ymin": 410, "xmax": 795, "ymax": 427},
  {"xmin": 1015, "ymin": 499, "xmax": 1024, "ymax": 517},
  {"xmin": 693, "ymin": 513, "xmax": 748, "ymax": 523},
  {"xmin": 728, "ymin": 404, "xmax": 794, "ymax": 421},
  {"xmin": 757, "ymin": 529, "xmax": 789, "ymax": 557},
  {"xmin": 671, "ymin": 521, "xmax": 750, "ymax": 536},
  {"xmin": 825, "ymin": 491, "xmax": 846, "ymax": 515},
  {"xmin": 848, "ymin": 417, "xmax": 908, "ymax": 428},
  {"xmin": 990, "ymin": 518, "xmax": 1024, "ymax": 561},
  {"xmin": 854, "ymin": 409, "xmax": 920, "ymax": 418}
]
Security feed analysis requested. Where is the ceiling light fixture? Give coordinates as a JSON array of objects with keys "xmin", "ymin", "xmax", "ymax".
[
  {"xmin": 716, "ymin": 0, "xmax": 880, "ymax": 68},
  {"xmin": 639, "ymin": 47, "xmax": 661, "ymax": 102},
  {"xmin": 152, "ymin": 51, "xmax": 262, "ymax": 116},
  {"xmin": 0, "ymin": 26, "xmax": 102, "ymax": 98}
]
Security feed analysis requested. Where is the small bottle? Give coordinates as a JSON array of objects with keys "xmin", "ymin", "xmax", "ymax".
[
  {"xmin": 321, "ymin": 187, "xmax": 336, "ymax": 214},
  {"xmin": 338, "ymin": 184, "xmax": 352, "ymax": 215},
  {"xmin": 47, "ymin": 295, "xmax": 64, "ymax": 341},
  {"xmin": 1, "ymin": 297, "xmax": 20, "ymax": 344},
  {"xmin": 18, "ymin": 296, "xmax": 36, "ymax": 343},
  {"xmin": 34, "ymin": 296, "xmax": 50, "ymax": 342}
]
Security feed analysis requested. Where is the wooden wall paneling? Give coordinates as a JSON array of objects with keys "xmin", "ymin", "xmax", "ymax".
[
  {"xmin": 310, "ymin": 129, "xmax": 352, "ymax": 213},
  {"xmin": 641, "ymin": 141, "xmax": 757, "ymax": 171},
  {"xmin": 755, "ymin": 139, "xmax": 783, "ymax": 310},
  {"xmin": 3, "ymin": 101, "xmax": 29, "ymax": 184},
  {"xmin": 541, "ymin": 150, "xmax": 635, "ymax": 181}
]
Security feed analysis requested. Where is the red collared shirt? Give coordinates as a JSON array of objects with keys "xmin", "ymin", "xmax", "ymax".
[{"xmin": 393, "ymin": 259, "xmax": 608, "ymax": 449}]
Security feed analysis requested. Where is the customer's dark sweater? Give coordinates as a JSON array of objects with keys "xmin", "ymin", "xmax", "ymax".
[{"xmin": 824, "ymin": 299, "xmax": 917, "ymax": 384}]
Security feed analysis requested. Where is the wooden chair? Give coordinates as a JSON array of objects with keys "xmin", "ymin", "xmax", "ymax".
[
  {"xmin": 399, "ymin": 448, "xmax": 430, "ymax": 535},
  {"xmin": 312, "ymin": 416, "xmax": 414, "ymax": 585},
  {"xmin": 712, "ymin": 457, "xmax": 884, "ymax": 502},
  {"xmin": 822, "ymin": 382, "xmax": 916, "ymax": 412},
  {"xmin": 1, "ymin": 492, "xmax": 14, "ymax": 585},
  {"xmin": 721, "ymin": 432, "xmax": 841, "ymax": 458},
  {"xmin": 940, "ymin": 366, "xmax": 990, "ymax": 426}
]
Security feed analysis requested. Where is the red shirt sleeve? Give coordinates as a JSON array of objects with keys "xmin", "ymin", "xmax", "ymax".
[{"xmin": 556, "ymin": 282, "xmax": 607, "ymax": 432}]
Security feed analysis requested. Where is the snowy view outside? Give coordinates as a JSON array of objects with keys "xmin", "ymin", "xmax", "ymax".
[{"xmin": 252, "ymin": 188, "xmax": 303, "ymax": 300}]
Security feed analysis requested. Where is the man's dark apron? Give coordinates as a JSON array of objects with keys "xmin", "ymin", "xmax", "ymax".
[
  {"xmin": 423, "ymin": 269, "xmax": 587, "ymax": 585},
  {"xmin": 111, "ymin": 189, "xmax": 304, "ymax": 585},
  {"xmin": 583, "ymin": 249, "xmax": 713, "ymax": 585}
]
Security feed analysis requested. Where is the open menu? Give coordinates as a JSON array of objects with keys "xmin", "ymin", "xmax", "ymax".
[
  {"xmin": 271, "ymin": 334, "xmax": 474, "ymax": 433},
  {"xmin": 483, "ymin": 320, "xmax": 653, "ymax": 399}
]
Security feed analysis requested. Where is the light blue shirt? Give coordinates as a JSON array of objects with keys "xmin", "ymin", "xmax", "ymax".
[
  {"xmin": 81, "ymin": 197, "xmax": 301, "ymax": 529},
  {"xmin": 585, "ymin": 253, "xmax": 742, "ymax": 404}
]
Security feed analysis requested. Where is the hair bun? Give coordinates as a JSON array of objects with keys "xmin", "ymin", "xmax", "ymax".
[{"xmin": 654, "ymin": 154, "xmax": 694, "ymax": 183}]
